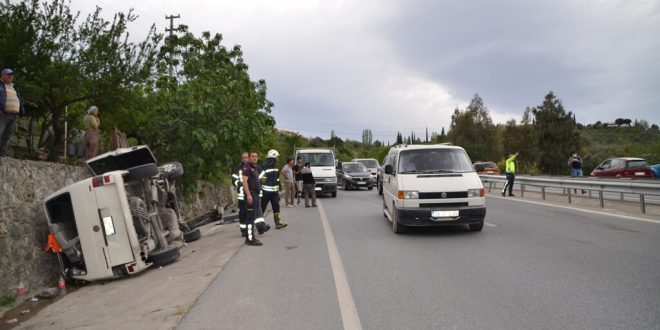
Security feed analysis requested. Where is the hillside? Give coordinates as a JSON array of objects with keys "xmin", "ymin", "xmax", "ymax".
[{"xmin": 579, "ymin": 126, "xmax": 660, "ymax": 172}]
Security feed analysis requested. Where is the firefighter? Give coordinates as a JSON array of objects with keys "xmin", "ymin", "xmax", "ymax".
[
  {"xmin": 231, "ymin": 152, "xmax": 249, "ymax": 237},
  {"xmin": 260, "ymin": 149, "xmax": 288, "ymax": 229},
  {"xmin": 241, "ymin": 151, "xmax": 264, "ymax": 246}
]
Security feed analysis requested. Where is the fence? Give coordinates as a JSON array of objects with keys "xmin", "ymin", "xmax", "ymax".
[{"xmin": 480, "ymin": 175, "xmax": 660, "ymax": 214}]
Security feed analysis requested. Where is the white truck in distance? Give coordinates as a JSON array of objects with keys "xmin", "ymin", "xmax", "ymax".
[{"xmin": 294, "ymin": 148, "xmax": 337, "ymax": 197}]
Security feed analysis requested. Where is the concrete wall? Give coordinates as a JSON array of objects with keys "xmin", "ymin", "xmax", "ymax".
[{"xmin": 0, "ymin": 157, "xmax": 233, "ymax": 302}]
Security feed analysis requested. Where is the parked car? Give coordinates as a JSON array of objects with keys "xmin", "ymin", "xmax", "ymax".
[
  {"xmin": 590, "ymin": 157, "xmax": 653, "ymax": 178},
  {"xmin": 381, "ymin": 144, "xmax": 486, "ymax": 233},
  {"xmin": 651, "ymin": 164, "xmax": 660, "ymax": 178},
  {"xmin": 473, "ymin": 161, "xmax": 500, "ymax": 175},
  {"xmin": 336, "ymin": 161, "xmax": 374, "ymax": 190},
  {"xmin": 43, "ymin": 146, "xmax": 201, "ymax": 281},
  {"xmin": 376, "ymin": 155, "xmax": 389, "ymax": 196}
]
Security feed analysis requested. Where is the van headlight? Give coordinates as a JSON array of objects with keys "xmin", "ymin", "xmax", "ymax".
[
  {"xmin": 468, "ymin": 188, "xmax": 485, "ymax": 197},
  {"xmin": 397, "ymin": 191, "xmax": 419, "ymax": 199}
]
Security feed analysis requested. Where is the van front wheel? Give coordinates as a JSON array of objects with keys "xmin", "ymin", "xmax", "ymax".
[
  {"xmin": 469, "ymin": 221, "xmax": 484, "ymax": 232},
  {"xmin": 392, "ymin": 206, "xmax": 405, "ymax": 234}
]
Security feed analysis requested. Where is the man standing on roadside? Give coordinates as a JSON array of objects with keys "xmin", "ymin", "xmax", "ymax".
[
  {"xmin": 281, "ymin": 158, "xmax": 296, "ymax": 207},
  {"xmin": 0, "ymin": 68, "xmax": 25, "ymax": 157},
  {"xmin": 567, "ymin": 151, "xmax": 586, "ymax": 194},
  {"xmin": 302, "ymin": 162, "xmax": 317, "ymax": 207},
  {"xmin": 242, "ymin": 151, "xmax": 264, "ymax": 246},
  {"xmin": 293, "ymin": 157, "xmax": 303, "ymax": 206},
  {"xmin": 502, "ymin": 152, "xmax": 519, "ymax": 197}
]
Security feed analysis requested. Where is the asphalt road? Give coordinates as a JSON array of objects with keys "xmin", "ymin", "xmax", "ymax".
[{"xmin": 177, "ymin": 189, "xmax": 660, "ymax": 330}]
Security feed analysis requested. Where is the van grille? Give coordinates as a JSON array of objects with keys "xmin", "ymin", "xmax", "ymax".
[
  {"xmin": 418, "ymin": 192, "xmax": 467, "ymax": 199},
  {"xmin": 420, "ymin": 202, "xmax": 468, "ymax": 208}
]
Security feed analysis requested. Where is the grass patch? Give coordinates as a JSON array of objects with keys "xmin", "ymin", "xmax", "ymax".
[{"xmin": 0, "ymin": 294, "xmax": 15, "ymax": 307}]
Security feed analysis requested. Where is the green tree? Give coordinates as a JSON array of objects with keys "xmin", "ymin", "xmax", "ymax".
[
  {"xmin": 141, "ymin": 27, "xmax": 274, "ymax": 187},
  {"xmin": 532, "ymin": 91, "xmax": 578, "ymax": 174},
  {"xmin": 447, "ymin": 94, "xmax": 499, "ymax": 161},
  {"xmin": 362, "ymin": 129, "xmax": 373, "ymax": 145},
  {"xmin": 0, "ymin": 0, "xmax": 159, "ymax": 159}
]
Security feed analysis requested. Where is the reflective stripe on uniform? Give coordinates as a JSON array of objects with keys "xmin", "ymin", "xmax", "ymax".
[
  {"xmin": 262, "ymin": 185, "xmax": 279, "ymax": 192},
  {"xmin": 254, "ymin": 217, "xmax": 266, "ymax": 224}
]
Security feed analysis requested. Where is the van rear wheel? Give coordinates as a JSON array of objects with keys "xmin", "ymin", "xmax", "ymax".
[
  {"xmin": 124, "ymin": 163, "xmax": 158, "ymax": 182},
  {"xmin": 147, "ymin": 245, "xmax": 180, "ymax": 266}
]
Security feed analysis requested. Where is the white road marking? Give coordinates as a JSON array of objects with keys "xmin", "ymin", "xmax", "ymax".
[
  {"xmin": 484, "ymin": 222, "xmax": 498, "ymax": 227},
  {"xmin": 488, "ymin": 195, "xmax": 660, "ymax": 224},
  {"xmin": 317, "ymin": 201, "xmax": 363, "ymax": 330}
]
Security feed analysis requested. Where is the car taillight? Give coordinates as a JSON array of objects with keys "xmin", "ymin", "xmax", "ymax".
[{"xmin": 92, "ymin": 175, "xmax": 112, "ymax": 188}]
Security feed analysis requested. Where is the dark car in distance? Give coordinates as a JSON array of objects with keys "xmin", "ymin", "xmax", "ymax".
[
  {"xmin": 336, "ymin": 162, "xmax": 374, "ymax": 190},
  {"xmin": 590, "ymin": 157, "xmax": 652, "ymax": 178},
  {"xmin": 473, "ymin": 161, "xmax": 500, "ymax": 175}
]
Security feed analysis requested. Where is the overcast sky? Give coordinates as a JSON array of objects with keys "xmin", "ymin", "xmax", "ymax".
[{"xmin": 72, "ymin": 0, "xmax": 660, "ymax": 143}]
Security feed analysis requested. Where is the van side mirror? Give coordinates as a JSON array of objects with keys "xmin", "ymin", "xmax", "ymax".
[{"xmin": 384, "ymin": 164, "xmax": 393, "ymax": 175}]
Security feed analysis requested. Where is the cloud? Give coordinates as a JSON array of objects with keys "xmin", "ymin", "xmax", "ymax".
[{"xmin": 72, "ymin": 0, "xmax": 660, "ymax": 142}]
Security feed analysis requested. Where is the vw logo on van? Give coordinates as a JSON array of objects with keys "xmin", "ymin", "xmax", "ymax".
[{"xmin": 441, "ymin": 192, "xmax": 447, "ymax": 199}]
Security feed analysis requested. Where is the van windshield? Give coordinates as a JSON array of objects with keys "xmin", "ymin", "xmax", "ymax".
[
  {"xmin": 398, "ymin": 149, "xmax": 474, "ymax": 173},
  {"xmin": 299, "ymin": 153, "xmax": 335, "ymax": 166},
  {"xmin": 356, "ymin": 159, "xmax": 379, "ymax": 168}
]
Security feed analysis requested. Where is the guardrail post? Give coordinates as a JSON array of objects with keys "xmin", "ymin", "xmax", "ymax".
[
  {"xmin": 521, "ymin": 184, "xmax": 525, "ymax": 197},
  {"xmin": 620, "ymin": 192, "xmax": 624, "ymax": 202},
  {"xmin": 599, "ymin": 191, "xmax": 604, "ymax": 208},
  {"xmin": 640, "ymin": 194, "xmax": 646, "ymax": 214},
  {"xmin": 541, "ymin": 186, "xmax": 546, "ymax": 200},
  {"xmin": 567, "ymin": 189, "xmax": 572, "ymax": 204},
  {"xmin": 488, "ymin": 181, "xmax": 493, "ymax": 192},
  {"xmin": 588, "ymin": 190, "xmax": 592, "ymax": 199}
]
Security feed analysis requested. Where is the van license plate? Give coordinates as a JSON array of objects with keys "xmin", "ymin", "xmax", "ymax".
[{"xmin": 432, "ymin": 210, "xmax": 459, "ymax": 218}]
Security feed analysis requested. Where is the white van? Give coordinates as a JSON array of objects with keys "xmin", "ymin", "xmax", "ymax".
[
  {"xmin": 381, "ymin": 144, "xmax": 486, "ymax": 233},
  {"xmin": 43, "ymin": 146, "xmax": 199, "ymax": 281},
  {"xmin": 295, "ymin": 148, "xmax": 337, "ymax": 197}
]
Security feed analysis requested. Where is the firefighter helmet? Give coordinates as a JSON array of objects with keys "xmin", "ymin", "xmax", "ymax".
[{"xmin": 267, "ymin": 149, "xmax": 279, "ymax": 158}]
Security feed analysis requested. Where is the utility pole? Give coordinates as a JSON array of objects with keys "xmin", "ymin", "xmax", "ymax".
[{"xmin": 165, "ymin": 14, "xmax": 180, "ymax": 76}]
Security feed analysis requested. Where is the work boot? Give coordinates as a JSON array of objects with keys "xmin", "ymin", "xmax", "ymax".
[
  {"xmin": 274, "ymin": 213, "xmax": 288, "ymax": 229},
  {"xmin": 258, "ymin": 223, "xmax": 271, "ymax": 235},
  {"xmin": 245, "ymin": 238, "xmax": 263, "ymax": 246},
  {"xmin": 501, "ymin": 191, "xmax": 505, "ymax": 197}
]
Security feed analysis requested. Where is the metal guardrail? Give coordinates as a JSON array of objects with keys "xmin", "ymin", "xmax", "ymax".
[{"xmin": 479, "ymin": 175, "xmax": 660, "ymax": 214}]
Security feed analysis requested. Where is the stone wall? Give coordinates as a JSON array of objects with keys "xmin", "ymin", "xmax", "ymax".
[{"xmin": 0, "ymin": 157, "xmax": 233, "ymax": 302}]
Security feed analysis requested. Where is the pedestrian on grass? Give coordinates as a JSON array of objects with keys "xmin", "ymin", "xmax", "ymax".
[
  {"xmin": 0, "ymin": 68, "xmax": 25, "ymax": 157},
  {"xmin": 83, "ymin": 106, "xmax": 101, "ymax": 160}
]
